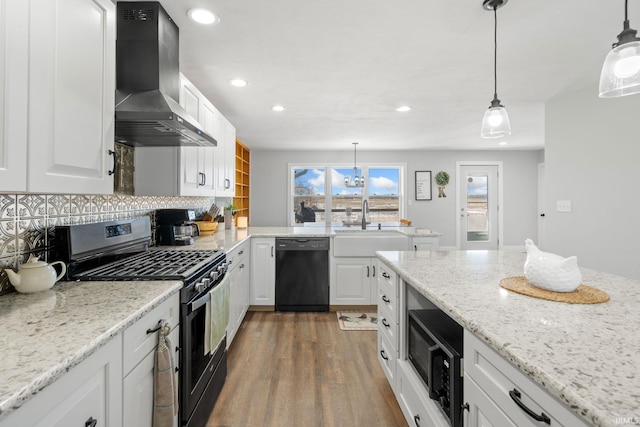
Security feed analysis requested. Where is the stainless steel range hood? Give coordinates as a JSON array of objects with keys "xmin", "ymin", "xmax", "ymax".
[{"xmin": 115, "ymin": 2, "xmax": 216, "ymax": 147}]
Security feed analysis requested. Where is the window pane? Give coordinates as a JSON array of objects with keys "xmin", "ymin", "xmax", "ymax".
[
  {"xmin": 294, "ymin": 168, "xmax": 325, "ymax": 223},
  {"xmin": 466, "ymin": 173, "xmax": 489, "ymax": 241},
  {"xmin": 331, "ymin": 168, "xmax": 363, "ymax": 225},
  {"xmin": 369, "ymin": 168, "xmax": 400, "ymax": 223}
]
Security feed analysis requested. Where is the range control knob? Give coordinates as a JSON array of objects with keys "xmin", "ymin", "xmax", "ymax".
[
  {"xmin": 209, "ymin": 270, "xmax": 219, "ymax": 281},
  {"xmin": 195, "ymin": 282, "xmax": 206, "ymax": 293}
]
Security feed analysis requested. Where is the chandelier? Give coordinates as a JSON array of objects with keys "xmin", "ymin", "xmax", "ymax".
[{"xmin": 344, "ymin": 142, "xmax": 364, "ymax": 188}]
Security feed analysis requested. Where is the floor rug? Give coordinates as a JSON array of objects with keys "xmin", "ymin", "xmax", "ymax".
[{"xmin": 336, "ymin": 311, "xmax": 378, "ymax": 331}]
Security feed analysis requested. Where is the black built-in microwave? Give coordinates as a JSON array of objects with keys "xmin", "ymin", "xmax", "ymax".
[{"xmin": 408, "ymin": 308, "xmax": 464, "ymax": 427}]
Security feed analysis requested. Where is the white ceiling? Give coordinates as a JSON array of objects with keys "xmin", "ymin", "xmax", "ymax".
[{"xmin": 157, "ymin": 0, "xmax": 623, "ymax": 151}]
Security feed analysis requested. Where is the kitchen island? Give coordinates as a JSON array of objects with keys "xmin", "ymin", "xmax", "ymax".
[{"xmin": 376, "ymin": 250, "xmax": 640, "ymax": 427}]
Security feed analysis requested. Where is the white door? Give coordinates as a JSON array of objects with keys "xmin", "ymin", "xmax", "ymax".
[
  {"xmin": 458, "ymin": 164, "xmax": 499, "ymax": 250},
  {"xmin": 537, "ymin": 162, "xmax": 546, "ymax": 249}
]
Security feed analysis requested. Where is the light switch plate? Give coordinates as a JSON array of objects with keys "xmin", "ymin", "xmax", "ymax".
[{"xmin": 556, "ymin": 200, "xmax": 572, "ymax": 212}]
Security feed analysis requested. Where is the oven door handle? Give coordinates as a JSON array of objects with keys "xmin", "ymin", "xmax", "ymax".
[{"xmin": 188, "ymin": 292, "xmax": 211, "ymax": 313}]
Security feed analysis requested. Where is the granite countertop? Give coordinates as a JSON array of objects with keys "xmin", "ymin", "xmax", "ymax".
[
  {"xmin": 188, "ymin": 225, "xmax": 442, "ymax": 251},
  {"xmin": 376, "ymin": 250, "xmax": 640, "ymax": 427},
  {"xmin": 0, "ymin": 279, "xmax": 182, "ymax": 420}
]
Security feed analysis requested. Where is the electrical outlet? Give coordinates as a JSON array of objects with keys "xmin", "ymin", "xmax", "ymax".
[{"xmin": 556, "ymin": 200, "xmax": 572, "ymax": 212}]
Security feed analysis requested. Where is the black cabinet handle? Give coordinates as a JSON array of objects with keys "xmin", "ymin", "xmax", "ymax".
[
  {"xmin": 85, "ymin": 417, "xmax": 97, "ymax": 427},
  {"xmin": 381, "ymin": 295, "xmax": 390, "ymax": 303},
  {"xmin": 540, "ymin": 213, "xmax": 546, "ymax": 217},
  {"xmin": 413, "ymin": 414, "xmax": 420, "ymax": 427},
  {"xmin": 379, "ymin": 349, "xmax": 389, "ymax": 361},
  {"xmin": 509, "ymin": 389, "xmax": 551, "ymax": 424},
  {"xmin": 381, "ymin": 318, "xmax": 390, "ymax": 328},
  {"xmin": 414, "ymin": 245, "xmax": 418, "ymax": 251},
  {"xmin": 271, "ymin": 246, "xmax": 274, "ymax": 257},
  {"xmin": 108, "ymin": 149, "xmax": 116, "ymax": 176},
  {"xmin": 239, "ymin": 250, "xmax": 244, "ymax": 255},
  {"xmin": 372, "ymin": 265, "xmax": 376, "ymax": 277},
  {"xmin": 225, "ymin": 178, "xmax": 231, "ymax": 189},
  {"xmin": 382, "ymin": 271, "xmax": 390, "ymax": 279},
  {"xmin": 146, "ymin": 320, "xmax": 163, "ymax": 334},
  {"xmin": 198, "ymin": 172, "xmax": 205, "ymax": 186},
  {"xmin": 239, "ymin": 263, "xmax": 245, "ymax": 269},
  {"xmin": 366, "ymin": 266, "xmax": 370, "ymax": 277}
]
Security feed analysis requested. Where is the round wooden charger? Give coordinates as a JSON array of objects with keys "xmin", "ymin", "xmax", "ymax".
[{"xmin": 499, "ymin": 276, "xmax": 609, "ymax": 304}]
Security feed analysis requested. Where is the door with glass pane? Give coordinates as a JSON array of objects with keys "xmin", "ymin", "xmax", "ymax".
[{"xmin": 459, "ymin": 165, "xmax": 499, "ymax": 250}]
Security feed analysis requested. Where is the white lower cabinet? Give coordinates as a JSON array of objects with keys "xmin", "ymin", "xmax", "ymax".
[
  {"xmin": 122, "ymin": 293, "xmax": 180, "ymax": 427},
  {"xmin": 227, "ymin": 240, "xmax": 251, "ymax": 346},
  {"xmin": 250, "ymin": 237, "xmax": 275, "ymax": 306},
  {"xmin": 465, "ymin": 375, "xmax": 516, "ymax": 427},
  {"xmin": 123, "ymin": 327, "xmax": 179, "ymax": 427},
  {"xmin": 1, "ymin": 337, "xmax": 123, "ymax": 427},
  {"xmin": 411, "ymin": 236, "xmax": 440, "ymax": 251},
  {"xmin": 332, "ymin": 257, "xmax": 378, "ymax": 305},
  {"xmin": 464, "ymin": 330, "xmax": 589, "ymax": 427},
  {"xmin": 396, "ymin": 360, "xmax": 451, "ymax": 427}
]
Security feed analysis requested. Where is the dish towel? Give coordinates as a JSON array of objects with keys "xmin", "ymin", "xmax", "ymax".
[
  {"xmin": 153, "ymin": 321, "xmax": 178, "ymax": 427},
  {"xmin": 210, "ymin": 275, "xmax": 230, "ymax": 352}
]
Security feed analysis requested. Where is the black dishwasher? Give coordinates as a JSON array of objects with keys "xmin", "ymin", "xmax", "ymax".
[{"xmin": 275, "ymin": 237, "xmax": 330, "ymax": 311}]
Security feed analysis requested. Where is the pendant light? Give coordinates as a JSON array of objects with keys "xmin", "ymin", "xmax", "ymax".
[
  {"xmin": 480, "ymin": 0, "xmax": 511, "ymax": 139},
  {"xmin": 599, "ymin": 0, "xmax": 640, "ymax": 98},
  {"xmin": 344, "ymin": 142, "xmax": 364, "ymax": 188}
]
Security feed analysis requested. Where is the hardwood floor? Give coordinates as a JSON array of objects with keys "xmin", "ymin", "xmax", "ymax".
[{"xmin": 207, "ymin": 311, "xmax": 407, "ymax": 427}]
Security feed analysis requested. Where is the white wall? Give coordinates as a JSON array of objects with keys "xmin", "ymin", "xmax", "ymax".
[
  {"xmin": 545, "ymin": 86, "xmax": 640, "ymax": 280},
  {"xmin": 251, "ymin": 149, "xmax": 541, "ymax": 248}
]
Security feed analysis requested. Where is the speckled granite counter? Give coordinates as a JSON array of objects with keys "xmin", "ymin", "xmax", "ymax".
[
  {"xmin": 0, "ymin": 279, "xmax": 182, "ymax": 420},
  {"xmin": 376, "ymin": 250, "xmax": 640, "ymax": 427},
  {"xmin": 188, "ymin": 225, "xmax": 441, "ymax": 251}
]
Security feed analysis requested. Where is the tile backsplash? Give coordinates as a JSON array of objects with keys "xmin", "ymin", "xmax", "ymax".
[{"xmin": 0, "ymin": 193, "xmax": 217, "ymax": 295}]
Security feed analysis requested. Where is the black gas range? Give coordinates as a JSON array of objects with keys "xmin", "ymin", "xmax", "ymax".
[{"xmin": 54, "ymin": 216, "xmax": 228, "ymax": 427}]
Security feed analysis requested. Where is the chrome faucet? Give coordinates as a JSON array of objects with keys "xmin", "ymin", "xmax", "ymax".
[{"xmin": 361, "ymin": 199, "xmax": 369, "ymax": 230}]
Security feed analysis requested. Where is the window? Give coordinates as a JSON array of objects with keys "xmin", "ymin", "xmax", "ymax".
[
  {"xmin": 290, "ymin": 164, "xmax": 404, "ymax": 226},
  {"xmin": 293, "ymin": 168, "xmax": 326, "ymax": 224}
]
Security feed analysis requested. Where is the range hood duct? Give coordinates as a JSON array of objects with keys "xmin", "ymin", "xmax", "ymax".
[{"xmin": 115, "ymin": 2, "xmax": 216, "ymax": 147}]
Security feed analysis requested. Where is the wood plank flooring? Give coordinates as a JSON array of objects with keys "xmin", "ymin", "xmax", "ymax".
[{"xmin": 207, "ymin": 311, "xmax": 407, "ymax": 427}]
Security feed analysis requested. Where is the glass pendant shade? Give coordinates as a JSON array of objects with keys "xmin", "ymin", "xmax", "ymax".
[
  {"xmin": 481, "ymin": 105, "xmax": 511, "ymax": 138},
  {"xmin": 599, "ymin": 40, "xmax": 640, "ymax": 97}
]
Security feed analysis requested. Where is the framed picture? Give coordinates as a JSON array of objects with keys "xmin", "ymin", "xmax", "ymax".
[{"xmin": 415, "ymin": 171, "xmax": 432, "ymax": 200}]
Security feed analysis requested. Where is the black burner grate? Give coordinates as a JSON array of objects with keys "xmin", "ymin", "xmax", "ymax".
[{"xmin": 73, "ymin": 249, "xmax": 223, "ymax": 282}]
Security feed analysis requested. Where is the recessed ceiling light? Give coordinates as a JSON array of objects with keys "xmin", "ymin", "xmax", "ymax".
[
  {"xmin": 498, "ymin": 141, "xmax": 508, "ymax": 146},
  {"xmin": 230, "ymin": 79, "xmax": 248, "ymax": 87},
  {"xmin": 272, "ymin": 105, "xmax": 286, "ymax": 112},
  {"xmin": 187, "ymin": 8, "xmax": 219, "ymax": 25},
  {"xmin": 396, "ymin": 106, "xmax": 411, "ymax": 112}
]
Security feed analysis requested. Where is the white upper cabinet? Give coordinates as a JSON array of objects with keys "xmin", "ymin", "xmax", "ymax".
[
  {"xmin": 27, "ymin": 0, "xmax": 116, "ymax": 194},
  {"xmin": 0, "ymin": 1, "xmax": 28, "ymax": 192},
  {"xmin": 213, "ymin": 112, "xmax": 236, "ymax": 197}
]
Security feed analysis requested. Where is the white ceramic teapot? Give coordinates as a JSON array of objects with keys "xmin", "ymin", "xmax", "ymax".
[{"xmin": 4, "ymin": 257, "xmax": 66, "ymax": 293}]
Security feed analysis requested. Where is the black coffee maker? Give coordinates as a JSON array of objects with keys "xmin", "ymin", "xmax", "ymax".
[{"xmin": 156, "ymin": 209, "xmax": 200, "ymax": 246}]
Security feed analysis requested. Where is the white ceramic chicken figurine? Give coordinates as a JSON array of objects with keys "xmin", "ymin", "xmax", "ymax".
[{"xmin": 524, "ymin": 239, "xmax": 582, "ymax": 292}]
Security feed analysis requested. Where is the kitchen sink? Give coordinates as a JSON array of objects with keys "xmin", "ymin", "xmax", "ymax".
[{"xmin": 333, "ymin": 230, "xmax": 409, "ymax": 257}]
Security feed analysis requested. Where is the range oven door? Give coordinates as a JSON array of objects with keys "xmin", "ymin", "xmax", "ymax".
[{"xmin": 181, "ymin": 290, "xmax": 217, "ymax": 424}]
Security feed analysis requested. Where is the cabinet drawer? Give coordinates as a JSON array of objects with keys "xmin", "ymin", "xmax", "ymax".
[
  {"xmin": 123, "ymin": 293, "xmax": 180, "ymax": 375},
  {"xmin": 377, "ymin": 331, "xmax": 397, "ymax": 389},
  {"xmin": 377, "ymin": 286, "xmax": 399, "ymax": 325},
  {"xmin": 464, "ymin": 330, "xmax": 589, "ymax": 427},
  {"xmin": 377, "ymin": 261, "xmax": 398, "ymax": 298},
  {"xmin": 377, "ymin": 302, "xmax": 399, "ymax": 350},
  {"xmin": 227, "ymin": 240, "xmax": 249, "ymax": 272}
]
